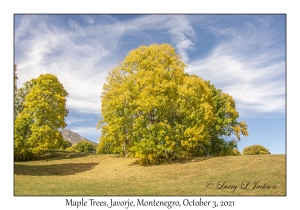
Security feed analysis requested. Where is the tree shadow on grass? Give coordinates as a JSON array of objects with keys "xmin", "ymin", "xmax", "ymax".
[
  {"xmin": 110, "ymin": 155, "xmax": 123, "ymax": 158},
  {"xmin": 33, "ymin": 150, "xmax": 93, "ymax": 162},
  {"xmin": 14, "ymin": 162, "xmax": 99, "ymax": 176}
]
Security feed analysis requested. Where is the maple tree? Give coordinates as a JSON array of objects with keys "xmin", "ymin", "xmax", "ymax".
[
  {"xmin": 14, "ymin": 74, "xmax": 68, "ymax": 160},
  {"xmin": 97, "ymin": 44, "xmax": 248, "ymax": 164}
]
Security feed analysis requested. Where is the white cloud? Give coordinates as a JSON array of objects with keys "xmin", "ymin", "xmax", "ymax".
[
  {"xmin": 15, "ymin": 15, "xmax": 285, "ymax": 120},
  {"xmin": 100, "ymin": 15, "xmax": 196, "ymax": 62},
  {"xmin": 187, "ymin": 19, "xmax": 285, "ymax": 117},
  {"xmin": 15, "ymin": 15, "xmax": 35, "ymax": 43},
  {"xmin": 15, "ymin": 16, "xmax": 116, "ymax": 114},
  {"xmin": 167, "ymin": 15, "xmax": 196, "ymax": 62},
  {"xmin": 81, "ymin": 15, "xmax": 95, "ymax": 24},
  {"xmin": 68, "ymin": 19, "xmax": 80, "ymax": 30},
  {"xmin": 15, "ymin": 15, "xmax": 198, "ymax": 115},
  {"xmin": 65, "ymin": 116, "xmax": 95, "ymax": 125}
]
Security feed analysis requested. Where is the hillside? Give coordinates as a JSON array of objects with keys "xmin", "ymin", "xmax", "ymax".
[
  {"xmin": 14, "ymin": 153, "xmax": 286, "ymax": 196},
  {"xmin": 60, "ymin": 129, "xmax": 97, "ymax": 146}
]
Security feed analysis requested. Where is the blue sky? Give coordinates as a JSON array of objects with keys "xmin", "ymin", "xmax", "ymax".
[{"xmin": 14, "ymin": 14, "xmax": 286, "ymax": 154}]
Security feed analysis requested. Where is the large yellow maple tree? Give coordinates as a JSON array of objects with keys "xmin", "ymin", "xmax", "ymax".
[{"xmin": 97, "ymin": 44, "xmax": 248, "ymax": 164}]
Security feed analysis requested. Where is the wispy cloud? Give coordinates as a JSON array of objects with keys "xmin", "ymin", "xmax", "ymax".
[
  {"xmin": 15, "ymin": 14, "xmax": 285, "ymax": 125},
  {"xmin": 13, "ymin": 14, "xmax": 286, "ymax": 157},
  {"xmin": 167, "ymin": 15, "xmax": 196, "ymax": 62},
  {"xmin": 15, "ymin": 15, "xmax": 117, "ymax": 113},
  {"xmin": 123, "ymin": 15, "xmax": 197, "ymax": 62},
  {"xmin": 65, "ymin": 116, "xmax": 95, "ymax": 125},
  {"xmin": 15, "ymin": 15, "xmax": 197, "ymax": 114},
  {"xmin": 187, "ymin": 17, "xmax": 285, "ymax": 117}
]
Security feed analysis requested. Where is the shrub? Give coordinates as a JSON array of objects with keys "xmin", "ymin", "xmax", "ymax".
[
  {"xmin": 14, "ymin": 145, "xmax": 47, "ymax": 161},
  {"xmin": 61, "ymin": 139, "xmax": 72, "ymax": 150},
  {"xmin": 69, "ymin": 141, "xmax": 95, "ymax": 153},
  {"xmin": 232, "ymin": 149, "xmax": 241, "ymax": 156},
  {"xmin": 14, "ymin": 146, "xmax": 34, "ymax": 161},
  {"xmin": 242, "ymin": 144, "xmax": 271, "ymax": 155}
]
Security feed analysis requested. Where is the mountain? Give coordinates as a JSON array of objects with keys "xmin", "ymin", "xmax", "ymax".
[{"xmin": 60, "ymin": 129, "xmax": 97, "ymax": 146}]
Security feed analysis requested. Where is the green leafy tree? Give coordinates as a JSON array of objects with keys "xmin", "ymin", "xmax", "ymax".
[
  {"xmin": 68, "ymin": 141, "xmax": 95, "ymax": 153},
  {"xmin": 14, "ymin": 74, "xmax": 68, "ymax": 160},
  {"xmin": 14, "ymin": 78, "xmax": 37, "ymax": 120},
  {"xmin": 202, "ymin": 81, "xmax": 248, "ymax": 156},
  {"xmin": 61, "ymin": 139, "xmax": 72, "ymax": 150},
  {"xmin": 232, "ymin": 149, "xmax": 241, "ymax": 156},
  {"xmin": 243, "ymin": 145, "xmax": 271, "ymax": 155},
  {"xmin": 97, "ymin": 44, "xmax": 248, "ymax": 164},
  {"xmin": 97, "ymin": 139, "xmax": 113, "ymax": 154}
]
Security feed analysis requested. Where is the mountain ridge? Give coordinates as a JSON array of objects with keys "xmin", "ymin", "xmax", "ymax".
[{"xmin": 60, "ymin": 129, "xmax": 97, "ymax": 146}]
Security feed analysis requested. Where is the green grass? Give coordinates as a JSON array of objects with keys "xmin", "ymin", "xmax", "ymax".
[{"xmin": 14, "ymin": 151, "xmax": 286, "ymax": 196}]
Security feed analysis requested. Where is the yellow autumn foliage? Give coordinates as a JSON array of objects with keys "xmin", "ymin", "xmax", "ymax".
[
  {"xmin": 14, "ymin": 74, "xmax": 68, "ymax": 161},
  {"xmin": 97, "ymin": 44, "xmax": 248, "ymax": 164}
]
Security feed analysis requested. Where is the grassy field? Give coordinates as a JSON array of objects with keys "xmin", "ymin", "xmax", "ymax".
[{"xmin": 14, "ymin": 151, "xmax": 286, "ymax": 196}]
